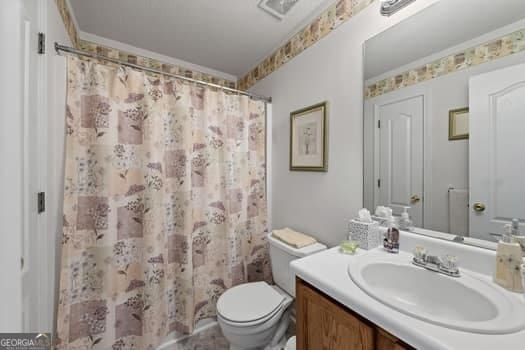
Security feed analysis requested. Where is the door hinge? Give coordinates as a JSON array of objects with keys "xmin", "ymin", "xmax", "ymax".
[
  {"xmin": 38, "ymin": 32, "xmax": 45, "ymax": 54},
  {"xmin": 37, "ymin": 192, "xmax": 46, "ymax": 213},
  {"xmin": 377, "ymin": 179, "xmax": 381, "ymax": 188},
  {"xmin": 377, "ymin": 120, "xmax": 381, "ymax": 128}
]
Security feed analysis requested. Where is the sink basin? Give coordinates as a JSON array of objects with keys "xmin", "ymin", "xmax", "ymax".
[{"xmin": 348, "ymin": 251, "xmax": 525, "ymax": 334}]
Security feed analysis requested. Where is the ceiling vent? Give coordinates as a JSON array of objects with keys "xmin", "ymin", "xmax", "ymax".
[
  {"xmin": 258, "ymin": 0, "xmax": 300, "ymax": 20},
  {"xmin": 380, "ymin": 0, "xmax": 416, "ymax": 16}
]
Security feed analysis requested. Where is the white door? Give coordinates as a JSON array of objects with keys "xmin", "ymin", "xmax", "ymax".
[
  {"xmin": 0, "ymin": 0, "xmax": 45, "ymax": 332},
  {"xmin": 376, "ymin": 96, "xmax": 424, "ymax": 226},
  {"xmin": 470, "ymin": 63, "xmax": 525, "ymax": 241},
  {"xmin": 21, "ymin": 0, "xmax": 46, "ymax": 332},
  {"xmin": 0, "ymin": 0, "xmax": 24, "ymax": 330}
]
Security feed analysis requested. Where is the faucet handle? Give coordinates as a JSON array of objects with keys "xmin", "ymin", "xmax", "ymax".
[{"xmin": 440, "ymin": 254, "xmax": 459, "ymax": 272}]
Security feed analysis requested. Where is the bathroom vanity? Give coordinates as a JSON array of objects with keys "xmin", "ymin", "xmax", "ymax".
[
  {"xmin": 339, "ymin": 3, "xmax": 525, "ymax": 345},
  {"xmin": 291, "ymin": 231, "xmax": 525, "ymax": 350},
  {"xmin": 296, "ymin": 277, "xmax": 412, "ymax": 350}
]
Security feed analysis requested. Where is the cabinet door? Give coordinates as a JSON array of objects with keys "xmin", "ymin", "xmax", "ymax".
[
  {"xmin": 376, "ymin": 329, "xmax": 410, "ymax": 350},
  {"xmin": 296, "ymin": 278, "xmax": 374, "ymax": 350}
]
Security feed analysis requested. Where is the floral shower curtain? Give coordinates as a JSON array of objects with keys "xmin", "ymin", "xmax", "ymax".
[{"xmin": 56, "ymin": 56, "xmax": 270, "ymax": 350}]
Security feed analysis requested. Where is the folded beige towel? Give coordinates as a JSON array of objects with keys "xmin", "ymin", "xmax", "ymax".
[{"xmin": 272, "ymin": 228, "xmax": 317, "ymax": 249}]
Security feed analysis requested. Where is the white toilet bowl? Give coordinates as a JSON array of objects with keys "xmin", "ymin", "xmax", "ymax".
[
  {"xmin": 217, "ymin": 234, "xmax": 326, "ymax": 349},
  {"xmin": 217, "ymin": 282, "xmax": 293, "ymax": 350}
]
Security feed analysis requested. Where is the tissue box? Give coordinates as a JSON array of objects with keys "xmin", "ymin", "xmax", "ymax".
[{"xmin": 348, "ymin": 220, "xmax": 381, "ymax": 250}]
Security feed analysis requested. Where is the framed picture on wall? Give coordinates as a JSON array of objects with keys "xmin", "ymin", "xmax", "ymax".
[
  {"xmin": 290, "ymin": 102, "xmax": 328, "ymax": 172},
  {"xmin": 449, "ymin": 107, "xmax": 469, "ymax": 140}
]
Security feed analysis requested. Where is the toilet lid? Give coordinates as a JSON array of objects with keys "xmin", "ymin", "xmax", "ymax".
[{"xmin": 217, "ymin": 282, "xmax": 285, "ymax": 323}]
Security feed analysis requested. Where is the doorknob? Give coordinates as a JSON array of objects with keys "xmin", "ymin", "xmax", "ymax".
[
  {"xmin": 410, "ymin": 195, "xmax": 421, "ymax": 203},
  {"xmin": 473, "ymin": 202, "xmax": 486, "ymax": 212}
]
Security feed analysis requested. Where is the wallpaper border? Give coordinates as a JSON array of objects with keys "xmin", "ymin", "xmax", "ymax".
[
  {"xmin": 77, "ymin": 40, "xmax": 237, "ymax": 89},
  {"xmin": 365, "ymin": 28, "xmax": 525, "ymax": 99},
  {"xmin": 237, "ymin": 0, "xmax": 376, "ymax": 90},
  {"xmin": 54, "ymin": 0, "xmax": 79, "ymax": 48}
]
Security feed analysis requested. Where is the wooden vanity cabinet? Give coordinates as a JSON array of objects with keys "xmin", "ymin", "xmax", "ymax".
[{"xmin": 296, "ymin": 278, "xmax": 413, "ymax": 350}]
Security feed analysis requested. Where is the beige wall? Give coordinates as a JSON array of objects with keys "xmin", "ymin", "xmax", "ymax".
[
  {"xmin": 47, "ymin": 0, "xmax": 72, "ymax": 334},
  {"xmin": 250, "ymin": 0, "xmax": 440, "ymax": 247}
]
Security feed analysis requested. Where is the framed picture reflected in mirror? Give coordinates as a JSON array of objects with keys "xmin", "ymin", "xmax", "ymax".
[{"xmin": 449, "ymin": 107, "xmax": 469, "ymax": 141}]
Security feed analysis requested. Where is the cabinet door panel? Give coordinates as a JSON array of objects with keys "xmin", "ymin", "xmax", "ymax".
[
  {"xmin": 296, "ymin": 278, "xmax": 374, "ymax": 350},
  {"xmin": 376, "ymin": 329, "xmax": 410, "ymax": 350}
]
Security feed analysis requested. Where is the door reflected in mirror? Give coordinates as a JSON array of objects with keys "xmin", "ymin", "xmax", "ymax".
[{"xmin": 363, "ymin": 0, "xmax": 525, "ymax": 243}]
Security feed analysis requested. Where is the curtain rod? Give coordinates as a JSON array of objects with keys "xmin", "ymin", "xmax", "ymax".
[{"xmin": 54, "ymin": 43, "xmax": 272, "ymax": 103}]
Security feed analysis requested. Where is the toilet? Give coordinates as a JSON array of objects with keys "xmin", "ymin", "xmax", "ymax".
[{"xmin": 217, "ymin": 234, "xmax": 326, "ymax": 350}]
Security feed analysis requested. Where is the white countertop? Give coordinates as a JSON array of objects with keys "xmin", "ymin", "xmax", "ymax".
[{"xmin": 290, "ymin": 246, "xmax": 525, "ymax": 350}]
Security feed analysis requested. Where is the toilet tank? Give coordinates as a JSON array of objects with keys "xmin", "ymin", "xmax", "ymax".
[{"xmin": 268, "ymin": 234, "xmax": 327, "ymax": 297}]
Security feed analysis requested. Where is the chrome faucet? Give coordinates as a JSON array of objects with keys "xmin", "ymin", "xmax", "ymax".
[{"xmin": 412, "ymin": 246, "xmax": 460, "ymax": 277}]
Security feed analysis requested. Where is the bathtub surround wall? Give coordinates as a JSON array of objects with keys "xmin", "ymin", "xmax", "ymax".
[
  {"xmin": 56, "ymin": 56, "xmax": 269, "ymax": 349},
  {"xmin": 249, "ymin": 0, "xmax": 440, "ymax": 247}
]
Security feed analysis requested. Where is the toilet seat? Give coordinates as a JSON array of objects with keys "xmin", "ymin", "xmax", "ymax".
[{"xmin": 217, "ymin": 282, "xmax": 285, "ymax": 326}]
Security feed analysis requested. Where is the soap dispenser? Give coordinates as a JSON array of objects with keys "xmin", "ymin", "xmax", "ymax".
[
  {"xmin": 494, "ymin": 224, "xmax": 524, "ymax": 293},
  {"xmin": 398, "ymin": 206, "xmax": 415, "ymax": 232},
  {"xmin": 383, "ymin": 217, "xmax": 399, "ymax": 254}
]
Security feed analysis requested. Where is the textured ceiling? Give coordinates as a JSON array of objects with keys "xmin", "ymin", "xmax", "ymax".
[{"xmin": 69, "ymin": 0, "xmax": 335, "ymax": 77}]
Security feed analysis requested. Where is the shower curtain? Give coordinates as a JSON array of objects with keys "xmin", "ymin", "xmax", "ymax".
[{"xmin": 56, "ymin": 56, "xmax": 270, "ymax": 350}]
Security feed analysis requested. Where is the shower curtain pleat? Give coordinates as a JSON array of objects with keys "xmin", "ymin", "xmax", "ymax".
[{"xmin": 56, "ymin": 56, "xmax": 270, "ymax": 350}]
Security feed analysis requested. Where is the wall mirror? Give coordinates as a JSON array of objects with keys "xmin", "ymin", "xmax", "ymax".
[{"xmin": 363, "ymin": 0, "xmax": 525, "ymax": 246}]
